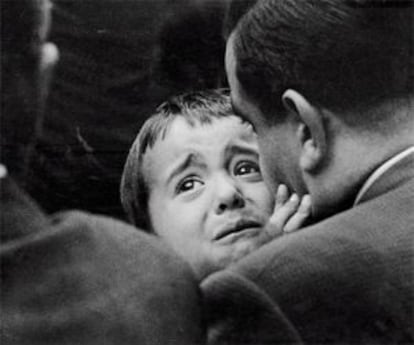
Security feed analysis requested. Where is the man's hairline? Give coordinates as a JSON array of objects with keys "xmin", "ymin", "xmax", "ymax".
[{"xmin": 226, "ymin": 29, "xmax": 277, "ymax": 127}]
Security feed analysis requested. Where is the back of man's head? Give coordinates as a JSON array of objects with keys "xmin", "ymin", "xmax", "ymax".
[
  {"xmin": 1, "ymin": 0, "xmax": 48, "ymax": 180},
  {"xmin": 232, "ymin": 0, "xmax": 413, "ymax": 129}
]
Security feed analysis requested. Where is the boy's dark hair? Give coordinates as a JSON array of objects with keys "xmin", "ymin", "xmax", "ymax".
[
  {"xmin": 232, "ymin": 0, "xmax": 413, "ymax": 128},
  {"xmin": 120, "ymin": 89, "xmax": 234, "ymax": 230}
]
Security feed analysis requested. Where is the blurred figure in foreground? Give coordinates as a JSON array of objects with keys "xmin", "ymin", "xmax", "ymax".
[
  {"xmin": 0, "ymin": 0, "xmax": 204, "ymax": 344},
  {"xmin": 29, "ymin": 0, "xmax": 231, "ymax": 218}
]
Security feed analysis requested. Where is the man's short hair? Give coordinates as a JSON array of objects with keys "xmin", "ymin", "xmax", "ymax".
[
  {"xmin": 232, "ymin": 0, "xmax": 413, "ymax": 128},
  {"xmin": 223, "ymin": 0, "xmax": 258, "ymax": 39},
  {"xmin": 120, "ymin": 89, "xmax": 234, "ymax": 229}
]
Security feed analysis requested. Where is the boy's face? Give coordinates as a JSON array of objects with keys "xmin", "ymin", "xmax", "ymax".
[{"xmin": 144, "ymin": 116, "xmax": 274, "ymax": 278}]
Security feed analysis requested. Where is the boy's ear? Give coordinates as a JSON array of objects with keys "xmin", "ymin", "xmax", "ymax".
[{"xmin": 282, "ymin": 89, "xmax": 327, "ymax": 173}]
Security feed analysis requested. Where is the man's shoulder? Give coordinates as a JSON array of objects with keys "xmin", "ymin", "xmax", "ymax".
[
  {"xmin": 202, "ymin": 185, "xmax": 414, "ymax": 343},
  {"xmin": 243, "ymin": 173, "xmax": 413, "ymax": 269},
  {"xmin": 49, "ymin": 209, "xmax": 152, "ymax": 248},
  {"xmin": 204, "ymin": 178, "xmax": 413, "ymax": 313},
  {"xmin": 48, "ymin": 209, "xmax": 195, "ymax": 278},
  {"xmin": 236, "ymin": 183, "xmax": 413, "ymax": 289},
  {"xmin": 2, "ymin": 204, "xmax": 204, "ymax": 344}
]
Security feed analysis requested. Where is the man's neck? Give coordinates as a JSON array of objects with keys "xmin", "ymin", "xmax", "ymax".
[{"xmin": 310, "ymin": 107, "xmax": 414, "ymax": 219}]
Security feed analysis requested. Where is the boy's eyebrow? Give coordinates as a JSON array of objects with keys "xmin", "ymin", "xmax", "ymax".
[
  {"xmin": 224, "ymin": 143, "xmax": 259, "ymax": 160},
  {"xmin": 166, "ymin": 153, "xmax": 206, "ymax": 184}
]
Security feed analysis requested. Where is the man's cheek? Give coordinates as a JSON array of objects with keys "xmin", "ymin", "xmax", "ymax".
[{"xmin": 259, "ymin": 157, "xmax": 278, "ymax": 194}]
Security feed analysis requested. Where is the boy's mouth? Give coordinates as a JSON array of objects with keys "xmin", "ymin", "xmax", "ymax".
[{"xmin": 214, "ymin": 219, "xmax": 262, "ymax": 242}]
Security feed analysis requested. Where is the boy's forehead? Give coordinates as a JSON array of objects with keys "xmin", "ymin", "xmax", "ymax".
[
  {"xmin": 160, "ymin": 115, "xmax": 256, "ymax": 145},
  {"xmin": 176, "ymin": 115, "xmax": 256, "ymax": 146},
  {"xmin": 141, "ymin": 115, "xmax": 257, "ymax": 184}
]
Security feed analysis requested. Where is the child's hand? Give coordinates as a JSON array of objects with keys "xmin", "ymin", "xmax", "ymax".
[{"xmin": 264, "ymin": 184, "xmax": 312, "ymax": 240}]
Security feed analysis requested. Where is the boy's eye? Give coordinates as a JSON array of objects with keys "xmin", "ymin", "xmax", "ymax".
[
  {"xmin": 176, "ymin": 177, "xmax": 204, "ymax": 194},
  {"xmin": 234, "ymin": 161, "xmax": 260, "ymax": 176}
]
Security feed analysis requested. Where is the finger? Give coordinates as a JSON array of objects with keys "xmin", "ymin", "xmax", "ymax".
[
  {"xmin": 283, "ymin": 194, "xmax": 312, "ymax": 233},
  {"xmin": 274, "ymin": 184, "xmax": 290, "ymax": 209},
  {"xmin": 267, "ymin": 193, "xmax": 300, "ymax": 237}
]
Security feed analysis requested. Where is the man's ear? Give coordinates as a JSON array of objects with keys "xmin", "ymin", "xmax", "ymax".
[{"xmin": 282, "ymin": 89, "xmax": 327, "ymax": 173}]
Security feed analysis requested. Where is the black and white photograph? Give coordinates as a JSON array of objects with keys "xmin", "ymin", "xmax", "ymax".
[{"xmin": 1, "ymin": 0, "xmax": 413, "ymax": 344}]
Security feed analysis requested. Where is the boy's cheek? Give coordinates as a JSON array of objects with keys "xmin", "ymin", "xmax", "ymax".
[{"xmin": 249, "ymin": 182, "xmax": 276, "ymax": 215}]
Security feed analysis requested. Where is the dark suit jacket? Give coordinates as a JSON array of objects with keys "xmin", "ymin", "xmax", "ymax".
[
  {"xmin": 1, "ymin": 177, "xmax": 205, "ymax": 344},
  {"xmin": 202, "ymin": 153, "xmax": 414, "ymax": 344}
]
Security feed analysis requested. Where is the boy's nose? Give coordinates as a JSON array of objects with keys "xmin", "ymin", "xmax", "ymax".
[{"xmin": 214, "ymin": 174, "xmax": 245, "ymax": 215}]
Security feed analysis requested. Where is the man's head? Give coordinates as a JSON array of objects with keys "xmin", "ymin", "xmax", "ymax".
[
  {"xmin": 1, "ymin": 0, "xmax": 58, "ymax": 182},
  {"xmin": 226, "ymin": 0, "xmax": 414, "ymax": 218},
  {"xmin": 121, "ymin": 90, "xmax": 275, "ymax": 278}
]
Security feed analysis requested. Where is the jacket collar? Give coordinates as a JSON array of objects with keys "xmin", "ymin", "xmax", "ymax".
[{"xmin": 354, "ymin": 146, "xmax": 414, "ymax": 206}]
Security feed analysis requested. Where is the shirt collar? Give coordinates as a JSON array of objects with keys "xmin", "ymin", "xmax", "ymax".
[{"xmin": 354, "ymin": 146, "xmax": 414, "ymax": 206}]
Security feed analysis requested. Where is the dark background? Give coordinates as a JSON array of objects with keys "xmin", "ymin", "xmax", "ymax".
[{"xmin": 27, "ymin": 0, "xmax": 231, "ymax": 219}]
